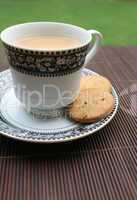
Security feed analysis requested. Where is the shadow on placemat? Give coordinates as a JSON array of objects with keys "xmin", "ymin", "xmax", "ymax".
[{"xmin": 0, "ymin": 127, "xmax": 109, "ymax": 159}]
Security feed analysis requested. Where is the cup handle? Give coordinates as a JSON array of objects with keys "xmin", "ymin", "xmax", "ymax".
[{"xmin": 84, "ymin": 30, "xmax": 103, "ymax": 66}]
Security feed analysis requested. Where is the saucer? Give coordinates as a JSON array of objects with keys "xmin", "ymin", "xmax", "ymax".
[{"xmin": 0, "ymin": 68, "xmax": 119, "ymax": 143}]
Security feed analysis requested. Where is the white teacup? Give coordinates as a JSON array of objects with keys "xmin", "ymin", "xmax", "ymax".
[{"xmin": 0, "ymin": 22, "xmax": 102, "ymax": 118}]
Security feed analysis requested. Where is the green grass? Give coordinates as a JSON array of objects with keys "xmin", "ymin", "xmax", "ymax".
[{"xmin": 0, "ymin": 0, "xmax": 137, "ymax": 45}]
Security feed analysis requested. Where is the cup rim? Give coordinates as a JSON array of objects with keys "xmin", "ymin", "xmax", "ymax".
[{"xmin": 0, "ymin": 21, "xmax": 92, "ymax": 52}]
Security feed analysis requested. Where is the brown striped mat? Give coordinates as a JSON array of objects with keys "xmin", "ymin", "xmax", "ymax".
[{"xmin": 0, "ymin": 46, "xmax": 137, "ymax": 200}]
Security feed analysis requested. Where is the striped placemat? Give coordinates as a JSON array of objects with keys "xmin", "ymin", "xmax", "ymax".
[{"xmin": 0, "ymin": 46, "xmax": 137, "ymax": 200}]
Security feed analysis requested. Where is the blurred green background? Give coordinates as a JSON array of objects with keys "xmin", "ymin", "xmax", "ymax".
[{"xmin": 0, "ymin": 0, "xmax": 137, "ymax": 45}]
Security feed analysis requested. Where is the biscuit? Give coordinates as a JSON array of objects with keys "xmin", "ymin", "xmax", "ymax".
[
  {"xmin": 69, "ymin": 89, "xmax": 114, "ymax": 123},
  {"xmin": 80, "ymin": 75, "xmax": 112, "ymax": 93}
]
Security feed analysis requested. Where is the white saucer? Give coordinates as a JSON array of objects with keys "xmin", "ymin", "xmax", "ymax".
[{"xmin": 0, "ymin": 68, "xmax": 119, "ymax": 143}]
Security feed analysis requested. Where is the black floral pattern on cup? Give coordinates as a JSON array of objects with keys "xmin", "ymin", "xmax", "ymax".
[{"xmin": 4, "ymin": 43, "xmax": 90, "ymax": 77}]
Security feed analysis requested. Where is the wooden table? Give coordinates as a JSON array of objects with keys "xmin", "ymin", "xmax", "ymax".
[{"xmin": 0, "ymin": 46, "xmax": 137, "ymax": 200}]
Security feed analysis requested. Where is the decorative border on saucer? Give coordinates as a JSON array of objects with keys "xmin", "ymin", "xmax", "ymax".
[
  {"xmin": 0, "ymin": 68, "xmax": 119, "ymax": 143},
  {"xmin": 4, "ymin": 43, "xmax": 89, "ymax": 77},
  {"xmin": 0, "ymin": 98, "xmax": 118, "ymax": 142}
]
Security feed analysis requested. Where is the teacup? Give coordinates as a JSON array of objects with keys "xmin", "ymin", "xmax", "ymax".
[{"xmin": 0, "ymin": 22, "xmax": 102, "ymax": 118}]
